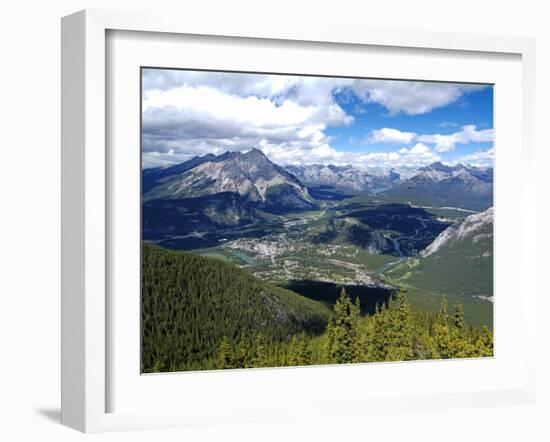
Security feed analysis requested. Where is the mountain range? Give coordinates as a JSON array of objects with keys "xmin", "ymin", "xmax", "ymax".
[
  {"xmin": 142, "ymin": 150, "xmax": 493, "ymax": 242},
  {"xmin": 141, "ymin": 149, "xmax": 494, "ymax": 327},
  {"xmin": 143, "ymin": 151, "xmax": 493, "ymax": 205},
  {"xmin": 383, "ymin": 162, "xmax": 493, "ymax": 211},
  {"xmin": 284, "ymin": 164, "xmax": 400, "ymax": 193}
]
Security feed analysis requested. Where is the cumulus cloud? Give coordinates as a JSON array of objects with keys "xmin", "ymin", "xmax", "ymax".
[
  {"xmin": 141, "ymin": 69, "xmax": 489, "ymax": 169},
  {"xmin": 261, "ymin": 141, "xmax": 440, "ymax": 171},
  {"xmin": 352, "ymin": 80, "xmax": 485, "ymax": 115},
  {"xmin": 142, "ymin": 83, "xmax": 352, "ymax": 167},
  {"xmin": 368, "ymin": 128, "xmax": 417, "ymax": 144},
  {"xmin": 418, "ymin": 125, "xmax": 493, "ymax": 152},
  {"xmin": 367, "ymin": 125, "xmax": 493, "ymax": 153},
  {"xmin": 453, "ymin": 147, "xmax": 494, "ymax": 168}
]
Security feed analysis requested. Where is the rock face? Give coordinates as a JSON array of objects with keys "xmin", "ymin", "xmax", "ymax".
[
  {"xmin": 285, "ymin": 164, "xmax": 400, "ymax": 192},
  {"xmin": 143, "ymin": 149, "xmax": 315, "ymax": 211},
  {"xmin": 422, "ymin": 207, "xmax": 494, "ymax": 257}
]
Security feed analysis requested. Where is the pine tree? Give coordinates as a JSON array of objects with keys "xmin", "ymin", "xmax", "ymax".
[
  {"xmin": 251, "ymin": 333, "xmax": 268, "ymax": 367},
  {"xmin": 286, "ymin": 335, "xmax": 301, "ymax": 366},
  {"xmin": 432, "ymin": 322, "xmax": 452, "ymax": 359},
  {"xmin": 217, "ymin": 336, "xmax": 232, "ymax": 369},
  {"xmin": 152, "ymin": 360, "xmax": 164, "ymax": 373},
  {"xmin": 297, "ymin": 333, "xmax": 311, "ymax": 365},
  {"xmin": 235, "ymin": 335, "xmax": 251, "ymax": 368},
  {"xmin": 475, "ymin": 325, "xmax": 494, "ymax": 357},
  {"xmin": 438, "ymin": 296, "xmax": 449, "ymax": 325},
  {"xmin": 381, "ymin": 291, "xmax": 413, "ymax": 361},
  {"xmin": 329, "ymin": 288, "xmax": 361, "ymax": 364},
  {"xmin": 453, "ymin": 302, "xmax": 466, "ymax": 331},
  {"xmin": 323, "ymin": 318, "xmax": 335, "ymax": 364}
]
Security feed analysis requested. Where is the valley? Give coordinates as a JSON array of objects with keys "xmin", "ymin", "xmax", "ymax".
[
  {"xmin": 142, "ymin": 151, "xmax": 494, "ymax": 328},
  {"xmin": 139, "ymin": 70, "xmax": 495, "ymax": 373}
]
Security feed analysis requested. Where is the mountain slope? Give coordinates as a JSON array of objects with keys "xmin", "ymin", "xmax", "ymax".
[
  {"xmin": 141, "ymin": 243, "xmax": 332, "ymax": 372},
  {"xmin": 421, "ymin": 207, "xmax": 494, "ymax": 257},
  {"xmin": 285, "ymin": 164, "xmax": 399, "ymax": 192},
  {"xmin": 144, "ymin": 149, "xmax": 314, "ymax": 211},
  {"xmin": 142, "ymin": 192, "xmax": 258, "ymax": 247},
  {"xmin": 384, "ymin": 207, "xmax": 493, "ymax": 325},
  {"xmin": 310, "ymin": 217, "xmax": 396, "ymax": 254},
  {"xmin": 142, "ymin": 154, "xmax": 216, "ymax": 194},
  {"xmin": 382, "ymin": 162, "xmax": 493, "ymax": 211}
]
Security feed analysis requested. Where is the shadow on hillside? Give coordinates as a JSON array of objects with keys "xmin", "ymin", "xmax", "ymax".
[{"xmin": 280, "ymin": 280, "xmax": 395, "ymax": 315}]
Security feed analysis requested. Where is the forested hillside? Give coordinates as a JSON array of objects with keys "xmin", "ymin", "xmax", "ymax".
[
  {"xmin": 142, "ymin": 243, "xmax": 331, "ymax": 372},
  {"xmin": 213, "ymin": 290, "xmax": 493, "ymax": 370},
  {"xmin": 142, "ymin": 243, "xmax": 493, "ymax": 373}
]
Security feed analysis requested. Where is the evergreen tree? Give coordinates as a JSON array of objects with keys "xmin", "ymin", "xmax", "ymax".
[
  {"xmin": 438, "ymin": 296, "xmax": 450, "ymax": 325},
  {"xmin": 251, "ymin": 333, "xmax": 268, "ymax": 367},
  {"xmin": 286, "ymin": 335, "xmax": 301, "ymax": 366},
  {"xmin": 453, "ymin": 302, "xmax": 466, "ymax": 331},
  {"xmin": 389, "ymin": 291, "xmax": 413, "ymax": 360},
  {"xmin": 475, "ymin": 325, "xmax": 494, "ymax": 357},
  {"xmin": 323, "ymin": 318, "xmax": 335, "ymax": 364},
  {"xmin": 217, "ymin": 336, "xmax": 232, "ymax": 369},
  {"xmin": 432, "ymin": 322, "xmax": 453, "ymax": 359},
  {"xmin": 372, "ymin": 291, "xmax": 413, "ymax": 361},
  {"xmin": 328, "ymin": 288, "xmax": 361, "ymax": 364},
  {"xmin": 235, "ymin": 335, "xmax": 251, "ymax": 368},
  {"xmin": 143, "ymin": 242, "xmax": 494, "ymax": 372},
  {"xmin": 152, "ymin": 360, "xmax": 164, "ymax": 373},
  {"xmin": 297, "ymin": 333, "xmax": 311, "ymax": 365},
  {"xmin": 141, "ymin": 243, "xmax": 329, "ymax": 372}
]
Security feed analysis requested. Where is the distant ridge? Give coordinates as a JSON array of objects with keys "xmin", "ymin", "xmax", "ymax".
[{"xmin": 381, "ymin": 162, "xmax": 493, "ymax": 211}]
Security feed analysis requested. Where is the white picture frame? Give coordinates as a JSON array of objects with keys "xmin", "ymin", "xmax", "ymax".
[{"xmin": 61, "ymin": 9, "xmax": 537, "ymax": 433}]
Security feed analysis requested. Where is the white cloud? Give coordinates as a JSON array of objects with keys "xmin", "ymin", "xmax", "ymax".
[
  {"xmin": 260, "ymin": 141, "xmax": 440, "ymax": 171},
  {"xmin": 409, "ymin": 143, "xmax": 431, "ymax": 154},
  {"xmin": 352, "ymin": 80, "xmax": 485, "ymax": 115},
  {"xmin": 142, "ymin": 70, "xmax": 300, "ymax": 101},
  {"xmin": 142, "ymin": 84, "xmax": 352, "ymax": 165},
  {"xmin": 453, "ymin": 147, "xmax": 494, "ymax": 168},
  {"xmin": 367, "ymin": 125, "xmax": 492, "ymax": 153},
  {"xmin": 418, "ymin": 125, "xmax": 493, "ymax": 152},
  {"xmin": 368, "ymin": 128, "xmax": 417, "ymax": 144},
  {"xmin": 141, "ymin": 70, "xmax": 489, "ymax": 170}
]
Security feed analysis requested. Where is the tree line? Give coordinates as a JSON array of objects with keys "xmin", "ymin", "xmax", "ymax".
[
  {"xmin": 141, "ymin": 243, "xmax": 493, "ymax": 373},
  {"xmin": 212, "ymin": 289, "xmax": 493, "ymax": 370}
]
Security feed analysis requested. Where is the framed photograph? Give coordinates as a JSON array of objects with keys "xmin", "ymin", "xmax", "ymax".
[{"xmin": 61, "ymin": 9, "xmax": 537, "ymax": 432}]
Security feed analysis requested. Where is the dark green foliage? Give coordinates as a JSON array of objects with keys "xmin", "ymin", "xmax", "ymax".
[
  {"xmin": 141, "ymin": 243, "xmax": 331, "ymax": 373},
  {"xmin": 326, "ymin": 289, "xmax": 361, "ymax": 363},
  {"xmin": 142, "ymin": 243, "xmax": 493, "ymax": 373},
  {"xmin": 453, "ymin": 302, "xmax": 466, "ymax": 331},
  {"xmin": 217, "ymin": 336, "xmax": 232, "ymax": 369},
  {"xmin": 211, "ymin": 292, "xmax": 493, "ymax": 371}
]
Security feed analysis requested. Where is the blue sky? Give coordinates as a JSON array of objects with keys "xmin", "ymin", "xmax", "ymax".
[
  {"xmin": 141, "ymin": 69, "xmax": 494, "ymax": 170},
  {"xmin": 328, "ymin": 87, "xmax": 493, "ymax": 161}
]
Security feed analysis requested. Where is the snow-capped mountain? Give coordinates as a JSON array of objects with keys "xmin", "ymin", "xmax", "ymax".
[
  {"xmin": 382, "ymin": 162, "xmax": 493, "ymax": 211},
  {"xmin": 422, "ymin": 207, "xmax": 493, "ymax": 257},
  {"xmin": 143, "ymin": 149, "xmax": 314, "ymax": 211},
  {"xmin": 415, "ymin": 162, "xmax": 493, "ymax": 183},
  {"xmin": 285, "ymin": 164, "xmax": 400, "ymax": 192}
]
